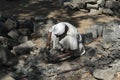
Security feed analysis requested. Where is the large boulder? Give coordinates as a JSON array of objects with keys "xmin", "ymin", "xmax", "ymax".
[
  {"xmin": 102, "ymin": 21, "xmax": 120, "ymax": 42},
  {"xmin": 0, "ymin": 45, "xmax": 11, "ymax": 64},
  {"xmin": 12, "ymin": 41, "xmax": 36, "ymax": 55},
  {"xmin": 93, "ymin": 68, "xmax": 116, "ymax": 80}
]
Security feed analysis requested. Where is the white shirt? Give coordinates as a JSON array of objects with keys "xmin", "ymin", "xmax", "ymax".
[{"xmin": 49, "ymin": 22, "xmax": 80, "ymax": 50}]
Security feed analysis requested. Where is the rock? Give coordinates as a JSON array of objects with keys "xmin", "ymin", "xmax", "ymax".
[
  {"xmin": 71, "ymin": 0, "xmax": 84, "ymax": 9},
  {"xmin": 97, "ymin": 0, "xmax": 105, "ymax": 7},
  {"xmin": 18, "ymin": 35, "xmax": 28, "ymax": 43},
  {"xmin": 85, "ymin": 0, "xmax": 98, "ymax": 3},
  {"xmin": 88, "ymin": 9, "xmax": 99, "ymax": 15},
  {"xmin": 1, "ymin": 75, "xmax": 15, "ymax": 80},
  {"xmin": 0, "ymin": 36, "xmax": 7, "ymax": 46},
  {"xmin": 102, "ymin": 41, "xmax": 112, "ymax": 49},
  {"xmin": 57, "ymin": 62, "xmax": 72, "ymax": 71},
  {"xmin": 86, "ymin": 47, "xmax": 97, "ymax": 57},
  {"xmin": 106, "ymin": 20, "xmax": 120, "ymax": 27},
  {"xmin": 111, "ymin": 50, "xmax": 120, "ymax": 59},
  {"xmin": 7, "ymin": 29, "xmax": 20, "ymax": 40},
  {"xmin": 102, "ymin": 29, "xmax": 113, "ymax": 42},
  {"xmin": 88, "ymin": 8, "xmax": 104, "ymax": 15},
  {"xmin": 13, "ymin": 41, "xmax": 36, "ymax": 55},
  {"xmin": 97, "ymin": 7, "xmax": 104, "ymax": 15},
  {"xmin": 102, "ymin": 8, "xmax": 114, "ymax": 15},
  {"xmin": 105, "ymin": 1, "xmax": 120, "ymax": 10},
  {"xmin": 64, "ymin": 0, "xmax": 85, "ymax": 9},
  {"xmin": 93, "ymin": 68, "xmax": 116, "ymax": 80},
  {"xmin": 110, "ymin": 59, "xmax": 120, "ymax": 72},
  {"xmin": 15, "ymin": 59, "xmax": 26, "ymax": 74},
  {"xmin": 4, "ymin": 18, "xmax": 18, "ymax": 31},
  {"xmin": 102, "ymin": 22, "xmax": 120, "ymax": 42},
  {"xmin": 96, "ymin": 23, "xmax": 105, "ymax": 37},
  {"xmin": 105, "ymin": 1, "xmax": 113, "ymax": 8},
  {"xmin": 0, "ymin": 45, "xmax": 8, "ymax": 64},
  {"xmin": 81, "ymin": 33, "xmax": 93, "ymax": 44},
  {"xmin": 86, "ymin": 3, "xmax": 99, "ymax": 9},
  {"xmin": 86, "ymin": 25, "xmax": 98, "ymax": 39},
  {"xmin": 112, "ymin": 1, "xmax": 120, "ymax": 10}
]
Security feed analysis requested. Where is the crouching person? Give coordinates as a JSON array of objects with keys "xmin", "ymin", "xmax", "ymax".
[{"xmin": 46, "ymin": 22, "xmax": 85, "ymax": 62}]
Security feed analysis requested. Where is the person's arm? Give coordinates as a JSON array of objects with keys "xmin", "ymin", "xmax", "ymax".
[{"xmin": 46, "ymin": 32, "xmax": 52, "ymax": 49}]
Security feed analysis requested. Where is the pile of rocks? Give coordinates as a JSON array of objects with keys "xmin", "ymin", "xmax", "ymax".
[
  {"xmin": 0, "ymin": 16, "xmax": 37, "ymax": 65},
  {"xmin": 0, "ymin": 15, "xmax": 56, "ymax": 65},
  {"xmin": 0, "ymin": 15, "xmax": 120, "ymax": 80},
  {"xmin": 13, "ymin": 20, "xmax": 120, "ymax": 80},
  {"xmin": 80, "ymin": 20, "xmax": 120, "ymax": 80},
  {"xmin": 64, "ymin": 0, "xmax": 120, "ymax": 16}
]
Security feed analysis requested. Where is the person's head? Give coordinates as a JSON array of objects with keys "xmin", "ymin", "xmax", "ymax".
[{"xmin": 53, "ymin": 23, "xmax": 68, "ymax": 38}]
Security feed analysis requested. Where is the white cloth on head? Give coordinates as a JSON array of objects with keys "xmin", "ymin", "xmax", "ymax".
[{"xmin": 49, "ymin": 22, "xmax": 66, "ymax": 35}]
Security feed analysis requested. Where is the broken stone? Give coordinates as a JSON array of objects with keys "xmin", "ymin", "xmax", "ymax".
[
  {"xmin": 110, "ymin": 60, "xmax": 120, "ymax": 72},
  {"xmin": 102, "ymin": 22, "xmax": 120, "ymax": 42},
  {"xmin": 93, "ymin": 68, "xmax": 116, "ymax": 80},
  {"xmin": 86, "ymin": 3, "xmax": 99, "ymax": 9},
  {"xmin": 81, "ymin": 33, "xmax": 93, "ymax": 44},
  {"xmin": 97, "ymin": 0, "xmax": 105, "ymax": 7},
  {"xmin": 88, "ymin": 9, "xmax": 100, "ymax": 15},
  {"xmin": 102, "ymin": 8, "xmax": 114, "ymax": 15},
  {"xmin": 13, "ymin": 41, "xmax": 36, "ymax": 55},
  {"xmin": 96, "ymin": 23, "xmax": 105, "ymax": 37},
  {"xmin": 102, "ymin": 41, "xmax": 112, "ymax": 49},
  {"xmin": 105, "ymin": 1, "xmax": 113, "ymax": 9},
  {"xmin": 5, "ymin": 18, "xmax": 18, "ymax": 31},
  {"xmin": 111, "ymin": 1, "xmax": 120, "ymax": 10},
  {"xmin": 0, "ymin": 36, "xmax": 7, "ymax": 46},
  {"xmin": 18, "ymin": 35, "xmax": 28, "ymax": 43},
  {"xmin": 15, "ymin": 59, "xmax": 25, "ymax": 73},
  {"xmin": 85, "ymin": 0, "xmax": 98, "ymax": 3},
  {"xmin": 0, "ymin": 45, "xmax": 14, "ymax": 66},
  {"xmin": 86, "ymin": 25, "xmax": 98, "ymax": 39},
  {"xmin": 7, "ymin": 29, "xmax": 20, "ymax": 40},
  {"xmin": 0, "ymin": 45, "xmax": 8, "ymax": 64},
  {"xmin": 97, "ymin": 8, "xmax": 104, "ymax": 15}
]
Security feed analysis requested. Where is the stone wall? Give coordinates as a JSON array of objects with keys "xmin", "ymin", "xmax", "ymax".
[{"xmin": 64, "ymin": 0, "xmax": 120, "ymax": 16}]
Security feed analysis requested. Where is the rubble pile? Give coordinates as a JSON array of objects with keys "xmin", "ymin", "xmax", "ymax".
[
  {"xmin": 0, "ymin": 16, "xmax": 120, "ymax": 80},
  {"xmin": 64, "ymin": 0, "xmax": 120, "ymax": 16}
]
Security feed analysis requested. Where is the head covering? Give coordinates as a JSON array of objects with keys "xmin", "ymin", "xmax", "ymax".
[{"xmin": 52, "ymin": 22, "xmax": 66, "ymax": 35}]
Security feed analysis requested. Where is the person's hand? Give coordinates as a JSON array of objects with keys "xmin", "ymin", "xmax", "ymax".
[{"xmin": 46, "ymin": 42, "xmax": 50, "ymax": 50}]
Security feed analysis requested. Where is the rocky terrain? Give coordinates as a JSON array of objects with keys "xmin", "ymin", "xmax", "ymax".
[{"xmin": 0, "ymin": 0, "xmax": 120, "ymax": 80}]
